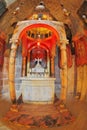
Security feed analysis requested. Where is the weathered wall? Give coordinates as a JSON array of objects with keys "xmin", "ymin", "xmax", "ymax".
[
  {"xmin": 67, "ymin": 56, "xmax": 76, "ymax": 99},
  {"xmin": 0, "ymin": 0, "xmax": 85, "ymax": 38},
  {"xmin": 5, "ymin": 0, "xmax": 16, "ymax": 7}
]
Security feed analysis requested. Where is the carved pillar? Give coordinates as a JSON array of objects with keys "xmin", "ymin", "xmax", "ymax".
[
  {"xmin": 27, "ymin": 52, "xmax": 30, "ymax": 76},
  {"xmin": 9, "ymin": 42, "xmax": 18, "ymax": 105},
  {"xmin": 47, "ymin": 51, "xmax": 50, "ymax": 76},
  {"xmin": 60, "ymin": 40, "xmax": 68, "ymax": 101},
  {"xmin": 51, "ymin": 44, "xmax": 56, "ymax": 77},
  {"xmin": 22, "ymin": 56, "xmax": 26, "ymax": 77},
  {"xmin": 51, "ymin": 56, "xmax": 55, "ymax": 77}
]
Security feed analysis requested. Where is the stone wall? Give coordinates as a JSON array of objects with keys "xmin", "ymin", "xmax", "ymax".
[
  {"xmin": 67, "ymin": 55, "xmax": 76, "ymax": 99},
  {"xmin": 0, "ymin": 45, "xmax": 22, "ymax": 99},
  {"xmin": 5, "ymin": 0, "xmax": 16, "ymax": 7},
  {"xmin": 0, "ymin": 57, "xmax": 9, "ymax": 95}
]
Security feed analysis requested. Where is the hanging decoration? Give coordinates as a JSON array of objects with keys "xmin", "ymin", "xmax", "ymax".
[
  {"xmin": 21, "ymin": 35, "xmax": 28, "ymax": 57},
  {"xmin": 0, "ymin": 30, "xmax": 6, "ymax": 67},
  {"xmin": 73, "ymin": 34, "xmax": 87, "ymax": 66}
]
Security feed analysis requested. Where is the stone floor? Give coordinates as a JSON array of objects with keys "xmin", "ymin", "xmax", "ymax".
[
  {"xmin": 0, "ymin": 93, "xmax": 87, "ymax": 130},
  {"xmin": 2, "ymin": 98, "xmax": 75, "ymax": 128}
]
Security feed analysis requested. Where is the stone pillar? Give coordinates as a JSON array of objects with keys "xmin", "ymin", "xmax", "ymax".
[
  {"xmin": 60, "ymin": 40, "xmax": 68, "ymax": 101},
  {"xmin": 9, "ymin": 42, "xmax": 18, "ymax": 105},
  {"xmin": 22, "ymin": 57, "xmax": 26, "ymax": 77},
  {"xmin": 67, "ymin": 55, "xmax": 76, "ymax": 99},
  {"xmin": 2, "ymin": 57, "xmax": 9, "ymax": 93},
  {"xmin": 51, "ymin": 44, "xmax": 56, "ymax": 77},
  {"xmin": 51, "ymin": 56, "xmax": 55, "ymax": 77},
  {"xmin": 27, "ymin": 52, "xmax": 30, "ymax": 76},
  {"xmin": 80, "ymin": 65, "xmax": 87, "ymax": 100},
  {"xmin": 47, "ymin": 51, "xmax": 50, "ymax": 76}
]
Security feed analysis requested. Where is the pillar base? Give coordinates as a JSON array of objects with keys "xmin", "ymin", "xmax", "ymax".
[{"xmin": 10, "ymin": 104, "xmax": 18, "ymax": 112}]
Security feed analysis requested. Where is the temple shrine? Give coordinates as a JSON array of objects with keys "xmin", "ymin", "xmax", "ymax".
[
  {"xmin": 8, "ymin": 1, "xmax": 69, "ymax": 105},
  {"xmin": 0, "ymin": 0, "xmax": 87, "ymax": 129}
]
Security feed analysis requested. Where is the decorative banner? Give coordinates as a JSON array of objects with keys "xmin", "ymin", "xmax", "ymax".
[
  {"xmin": 0, "ymin": 36, "xmax": 6, "ymax": 66},
  {"xmin": 73, "ymin": 35, "xmax": 87, "ymax": 66},
  {"xmin": 58, "ymin": 44, "xmax": 73, "ymax": 68},
  {"xmin": 66, "ymin": 44, "xmax": 73, "ymax": 67},
  {"xmin": 30, "ymin": 47, "xmax": 47, "ymax": 68},
  {"xmin": 30, "ymin": 47, "xmax": 47, "ymax": 60},
  {"xmin": 0, "ymin": 30, "xmax": 6, "ymax": 67}
]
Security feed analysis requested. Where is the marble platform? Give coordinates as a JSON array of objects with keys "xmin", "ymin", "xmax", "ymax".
[{"xmin": 20, "ymin": 77, "xmax": 55, "ymax": 104}]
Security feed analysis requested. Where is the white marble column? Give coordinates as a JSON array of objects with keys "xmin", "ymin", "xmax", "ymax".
[
  {"xmin": 51, "ymin": 56, "xmax": 55, "ymax": 77},
  {"xmin": 60, "ymin": 40, "xmax": 68, "ymax": 101},
  {"xmin": 47, "ymin": 51, "xmax": 50, "ymax": 77}
]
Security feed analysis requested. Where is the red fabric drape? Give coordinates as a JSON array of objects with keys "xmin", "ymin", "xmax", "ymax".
[
  {"xmin": 58, "ymin": 44, "xmax": 73, "ymax": 68},
  {"xmin": 73, "ymin": 35, "xmax": 87, "ymax": 66},
  {"xmin": 66, "ymin": 44, "xmax": 73, "ymax": 67},
  {"xmin": 22, "ymin": 35, "xmax": 28, "ymax": 57},
  {"xmin": 0, "ymin": 32, "xmax": 6, "ymax": 66}
]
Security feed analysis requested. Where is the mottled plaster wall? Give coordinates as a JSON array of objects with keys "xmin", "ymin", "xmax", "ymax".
[{"xmin": 5, "ymin": 0, "xmax": 16, "ymax": 7}]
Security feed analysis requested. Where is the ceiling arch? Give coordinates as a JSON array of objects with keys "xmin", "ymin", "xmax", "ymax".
[{"xmin": 11, "ymin": 20, "xmax": 67, "ymax": 45}]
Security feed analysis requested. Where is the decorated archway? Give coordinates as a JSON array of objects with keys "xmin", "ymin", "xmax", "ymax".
[{"xmin": 9, "ymin": 20, "xmax": 68, "ymax": 106}]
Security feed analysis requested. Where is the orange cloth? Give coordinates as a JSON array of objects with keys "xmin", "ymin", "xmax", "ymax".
[
  {"xmin": 73, "ymin": 35, "xmax": 87, "ymax": 66},
  {"xmin": 66, "ymin": 44, "xmax": 73, "ymax": 67},
  {"xmin": 0, "ymin": 36, "xmax": 6, "ymax": 66},
  {"xmin": 22, "ymin": 35, "xmax": 28, "ymax": 56}
]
